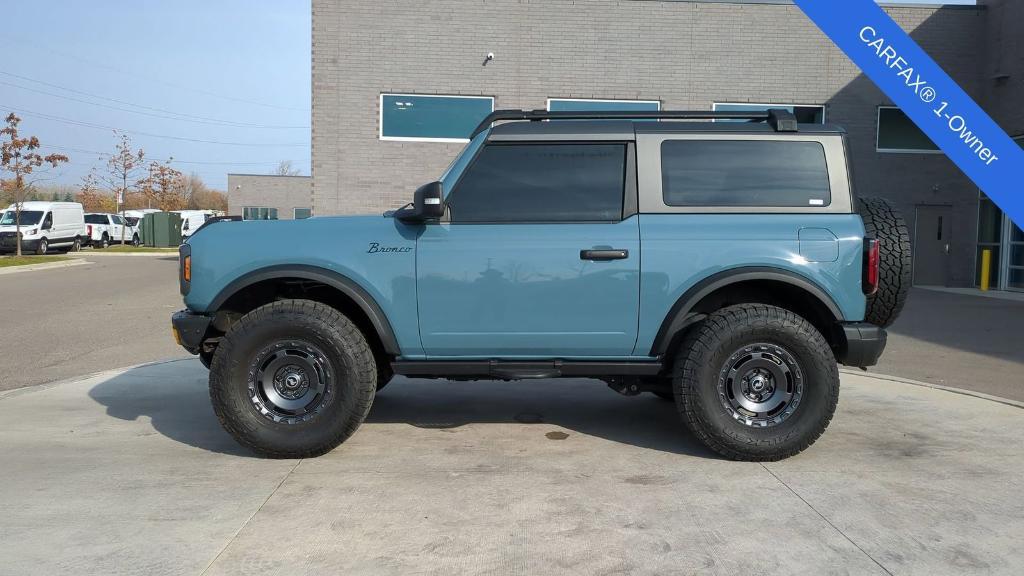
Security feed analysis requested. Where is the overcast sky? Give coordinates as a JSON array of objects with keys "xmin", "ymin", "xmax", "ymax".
[{"xmin": 1, "ymin": 1, "xmax": 973, "ymax": 190}]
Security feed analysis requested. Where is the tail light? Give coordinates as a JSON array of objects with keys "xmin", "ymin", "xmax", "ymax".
[
  {"xmin": 863, "ymin": 238, "xmax": 880, "ymax": 295},
  {"xmin": 86, "ymin": 225, "xmax": 92, "ymax": 237}
]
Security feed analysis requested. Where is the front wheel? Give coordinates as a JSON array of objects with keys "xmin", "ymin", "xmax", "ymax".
[
  {"xmin": 131, "ymin": 234, "xmax": 140, "ymax": 247},
  {"xmin": 209, "ymin": 299, "xmax": 377, "ymax": 458},
  {"xmin": 35, "ymin": 238, "xmax": 48, "ymax": 255},
  {"xmin": 674, "ymin": 304, "xmax": 839, "ymax": 461}
]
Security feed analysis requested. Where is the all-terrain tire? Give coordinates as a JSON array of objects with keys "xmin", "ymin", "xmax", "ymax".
[
  {"xmin": 674, "ymin": 304, "xmax": 839, "ymax": 461},
  {"xmin": 858, "ymin": 197, "xmax": 912, "ymax": 327},
  {"xmin": 209, "ymin": 299, "xmax": 377, "ymax": 458}
]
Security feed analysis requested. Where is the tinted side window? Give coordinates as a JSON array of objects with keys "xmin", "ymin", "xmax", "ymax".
[
  {"xmin": 84, "ymin": 214, "xmax": 107, "ymax": 224},
  {"xmin": 449, "ymin": 143, "xmax": 625, "ymax": 223},
  {"xmin": 661, "ymin": 140, "xmax": 831, "ymax": 207}
]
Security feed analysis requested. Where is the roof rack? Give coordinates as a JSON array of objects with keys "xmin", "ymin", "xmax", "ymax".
[{"xmin": 470, "ymin": 108, "xmax": 799, "ymax": 138}]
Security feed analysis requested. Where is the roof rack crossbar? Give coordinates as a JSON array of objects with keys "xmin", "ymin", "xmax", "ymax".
[{"xmin": 470, "ymin": 108, "xmax": 799, "ymax": 138}]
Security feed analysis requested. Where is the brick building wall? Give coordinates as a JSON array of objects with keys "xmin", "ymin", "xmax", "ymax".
[
  {"xmin": 227, "ymin": 174, "xmax": 312, "ymax": 220},
  {"xmin": 311, "ymin": 0, "xmax": 1004, "ymax": 287}
]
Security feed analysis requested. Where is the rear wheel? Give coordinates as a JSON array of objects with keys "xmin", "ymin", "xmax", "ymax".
[
  {"xmin": 209, "ymin": 299, "xmax": 377, "ymax": 458},
  {"xmin": 674, "ymin": 304, "xmax": 839, "ymax": 461},
  {"xmin": 70, "ymin": 237, "xmax": 81, "ymax": 252},
  {"xmin": 99, "ymin": 234, "xmax": 109, "ymax": 249},
  {"xmin": 858, "ymin": 197, "xmax": 911, "ymax": 327}
]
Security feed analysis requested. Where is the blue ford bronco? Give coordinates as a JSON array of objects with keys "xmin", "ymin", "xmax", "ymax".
[{"xmin": 172, "ymin": 109, "xmax": 911, "ymax": 461}]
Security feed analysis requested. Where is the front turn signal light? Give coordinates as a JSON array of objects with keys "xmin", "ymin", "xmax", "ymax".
[{"xmin": 183, "ymin": 255, "xmax": 192, "ymax": 282}]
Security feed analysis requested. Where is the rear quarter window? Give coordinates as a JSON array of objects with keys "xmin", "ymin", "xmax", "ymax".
[{"xmin": 661, "ymin": 140, "xmax": 831, "ymax": 207}]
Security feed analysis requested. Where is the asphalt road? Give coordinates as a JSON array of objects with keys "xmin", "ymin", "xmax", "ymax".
[
  {"xmin": 0, "ymin": 254, "xmax": 187, "ymax": 391},
  {"xmin": 1, "ymin": 256, "xmax": 1022, "ymax": 401},
  {"xmin": 876, "ymin": 288, "xmax": 1024, "ymax": 402}
]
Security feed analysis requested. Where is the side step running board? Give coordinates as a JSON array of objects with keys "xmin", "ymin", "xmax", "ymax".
[{"xmin": 391, "ymin": 359, "xmax": 662, "ymax": 380}]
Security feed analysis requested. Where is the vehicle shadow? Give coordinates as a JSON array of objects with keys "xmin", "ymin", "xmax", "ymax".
[
  {"xmin": 87, "ymin": 359, "xmax": 254, "ymax": 457},
  {"xmin": 366, "ymin": 376, "xmax": 719, "ymax": 458},
  {"xmin": 87, "ymin": 360, "xmax": 718, "ymax": 459}
]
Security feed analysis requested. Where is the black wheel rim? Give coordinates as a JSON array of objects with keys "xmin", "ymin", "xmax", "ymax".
[
  {"xmin": 247, "ymin": 340, "xmax": 334, "ymax": 424},
  {"xmin": 717, "ymin": 343, "xmax": 803, "ymax": 428}
]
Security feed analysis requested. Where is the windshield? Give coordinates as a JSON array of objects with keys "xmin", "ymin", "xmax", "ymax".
[{"xmin": 0, "ymin": 211, "xmax": 43, "ymax": 226}]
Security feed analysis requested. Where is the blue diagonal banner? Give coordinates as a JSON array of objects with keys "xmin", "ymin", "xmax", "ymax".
[{"xmin": 794, "ymin": 0, "xmax": 1022, "ymax": 227}]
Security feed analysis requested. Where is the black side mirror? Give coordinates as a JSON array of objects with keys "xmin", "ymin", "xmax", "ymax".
[{"xmin": 396, "ymin": 181, "xmax": 445, "ymax": 223}]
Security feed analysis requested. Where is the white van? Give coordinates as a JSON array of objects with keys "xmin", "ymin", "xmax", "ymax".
[
  {"xmin": 173, "ymin": 210, "xmax": 209, "ymax": 240},
  {"xmin": 0, "ymin": 201, "xmax": 87, "ymax": 254},
  {"xmin": 123, "ymin": 208, "xmax": 161, "ymax": 228}
]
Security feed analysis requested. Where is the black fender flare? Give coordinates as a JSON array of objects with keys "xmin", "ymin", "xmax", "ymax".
[
  {"xmin": 209, "ymin": 264, "xmax": 401, "ymax": 355},
  {"xmin": 650, "ymin": 267, "xmax": 846, "ymax": 356}
]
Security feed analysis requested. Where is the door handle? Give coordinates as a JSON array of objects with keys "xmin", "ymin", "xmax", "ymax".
[{"xmin": 580, "ymin": 249, "xmax": 629, "ymax": 261}]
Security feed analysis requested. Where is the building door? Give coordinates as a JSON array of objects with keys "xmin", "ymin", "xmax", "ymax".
[{"xmin": 914, "ymin": 205, "xmax": 952, "ymax": 286}]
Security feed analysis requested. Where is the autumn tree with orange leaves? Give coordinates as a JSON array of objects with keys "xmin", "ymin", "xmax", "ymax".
[
  {"xmin": 0, "ymin": 113, "xmax": 69, "ymax": 255},
  {"xmin": 140, "ymin": 159, "xmax": 187, "ymax": 211},
  {"xmin": 77, "ymin": 171, "xmax": 116, "ymax": 213}
]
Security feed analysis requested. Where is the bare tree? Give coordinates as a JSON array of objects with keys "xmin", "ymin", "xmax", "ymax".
[
  {"xmin": 100, "ymin": 132, "xmax": 145, "ymax": 245},
  {"xmin": 273, "ymin": 160, "xmax": 301, "ymax": 176},
  {"xmin": 0, "ymin": 113, "xmax": 69, "ymax": 255}
]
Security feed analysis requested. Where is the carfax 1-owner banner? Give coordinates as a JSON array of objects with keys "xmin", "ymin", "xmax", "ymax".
[{"xmin": 795, "ymin": 0, "xmax": 1023, "ymax": 227}]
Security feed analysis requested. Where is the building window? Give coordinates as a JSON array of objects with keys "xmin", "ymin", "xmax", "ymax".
[
  {"xmin": 379, "ymin": 94, "xmax": 494, "ymax": 142},
  {"xmin": 447, "ymin": 143, "xmax": 626, "ymax": 223},
  {"xmin": 713, "ymin": 103, "xmax": 825, "ymax": 124},
  {"xmin": 547, "ymin": 98, "xmax": 661, "ymax": 112},
  {"xmin": 243, "ymin": 207, "xmax": 278, "ymax": 220},
  {"xmin": 877, "ymin": 107, "xmax": 940, "ymax": 153},
  {"xmin": 294, "ymin": 208, "xmax": 312, "ymax": 220},
  {"xmin": 661, "ymin": 140, "xmax": 831, "ymax": 207},
  {"xmin": 974, "ymin": 136, "xmax": 1024, "ymax": 291}
]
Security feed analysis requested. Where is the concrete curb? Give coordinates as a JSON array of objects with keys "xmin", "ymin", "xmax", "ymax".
[
  {"xmin": 5, "ymin": 357, "xmax": 1020, "ymax": 411},
  {"xmin": 0, "ymin": 357, "xmax": 193, "ymax": 401},
  {"xmin": 840, "ymin": 368, "xmax": 1024, "ymax": 409},
  {"xmin": 82, "ymin": 250, "xmax": 179, "ymax": 257},
  {"xmin": 0, "ymin": 258, "xmax": 91, "ymax": 276}
]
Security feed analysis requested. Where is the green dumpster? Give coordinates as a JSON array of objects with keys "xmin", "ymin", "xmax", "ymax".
[{"xmin": 141, "ymin": 212, "xmax": 183, "ymax": 247}]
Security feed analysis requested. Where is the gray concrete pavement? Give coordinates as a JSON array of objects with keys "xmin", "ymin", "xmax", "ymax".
[
  {"xmin": 875, "ymin": 287, "xmax": 1024, "ymax": 402},
  {"xmin": 1, "ymin": 359, "xmax": 1022, "ymax": 575},
  {"xmin": 0, "ymin": 253, "xmax": 187, "ymax": 392}
]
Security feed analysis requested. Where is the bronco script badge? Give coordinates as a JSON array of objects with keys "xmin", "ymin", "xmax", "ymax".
[{"xmin": 367, "ymin": 242, "xmax": 412, "ymax": 254}]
